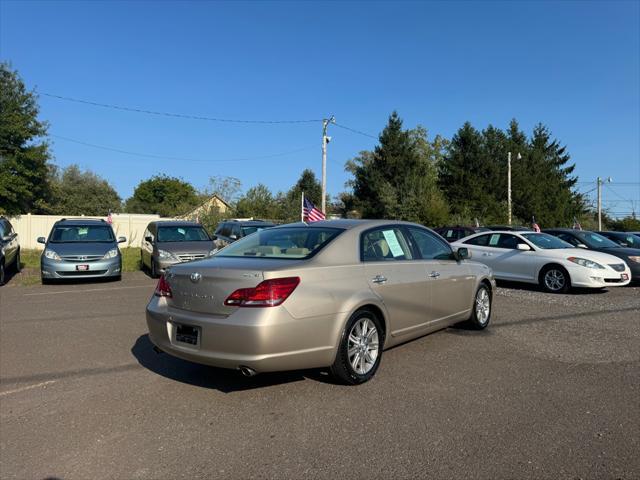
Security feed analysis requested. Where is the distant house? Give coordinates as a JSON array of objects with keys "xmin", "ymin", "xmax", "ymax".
[{"xmin": 178, "ymin": 194, "xmax": 231, "ymax": 220}]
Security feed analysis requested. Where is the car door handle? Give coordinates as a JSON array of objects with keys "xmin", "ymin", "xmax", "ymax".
[
  {"xmin": 429, "ymin": 271, "xmax": 441, "ymax": 278},
  {"xmin": 372, "ymin": 275, "xmax": 387, "ymax": 284},
  {"xmin": 482, "ymin": 252, "xmax": 493, "ymax": 257}
]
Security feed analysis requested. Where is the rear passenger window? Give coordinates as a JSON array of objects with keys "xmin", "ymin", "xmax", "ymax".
[
  {"xmin": 362, "ymin": 228, "xmax": 413, "ymax": 261},
  {"xmin": 407, "ymin": 228, "xmax": 452, "ymax": 260}
]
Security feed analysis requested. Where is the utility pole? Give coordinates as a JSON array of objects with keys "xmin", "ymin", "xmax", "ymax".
[
  {"xmin": 597, "ymin": 176, "xmax": 612, "ymax": 230},
  {"xmin": 507, "ymin": 151, "xmax": 521, "ymax": 226},
  {"xmin": 321, "ymin": 116, "xmax": 335, "ymax": 215}
]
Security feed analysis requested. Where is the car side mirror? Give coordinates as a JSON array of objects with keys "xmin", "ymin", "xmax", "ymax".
[
  {"xmin": 37, "ymin": 236, "xmax": 46, "ymax": 244},
  {"xmin": 577, "ymin": 243, "xmax": 588, "ymax": 249},
  {"xmin": 230, "ymin": 234, "xmax": 237, "ymax": 240},
  {"xmin": 516, "ymin": 243, "xmax": 531, "ymax": 251},
  {"xmin": 118, "ymin": 236, "xmax": 127, "ymax": 243},
  {"xmin": 145, "ymin": 236, "xmax": 153, "ymax": 243},
  {"xmin": 456, "ymin": 247, "xmax": 470, "ymax": 260}
]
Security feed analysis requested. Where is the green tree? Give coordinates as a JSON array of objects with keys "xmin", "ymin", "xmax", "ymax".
[
  {"xmin": 125, "ymin": 175, "xmax": 200, "ymax": 217},
  {"xmin": 350, "ymin": 112, "xmax": 449, "ymax": 225},
  {"xmin": 608, "ymin": 215, "xmax": 640, "ymax": 232},
  {"xmin": 278, "ymin": 169, "xmax": 323, "ymax": 222},
  {"xmin": 235, "ymin": 184, "xmax": 279, "ymax": 219},
  {"xmin": 51, "ymin": 165, "xmax": 122, "ymax": 215},
  {"xmin": 0, "ymin": 62, "xmax": 55, "ymax": 215}
]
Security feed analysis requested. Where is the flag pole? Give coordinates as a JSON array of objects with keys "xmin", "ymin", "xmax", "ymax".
[{"xmin": 301, "ymin": 191, "xmax": 304, "ymax": 223}]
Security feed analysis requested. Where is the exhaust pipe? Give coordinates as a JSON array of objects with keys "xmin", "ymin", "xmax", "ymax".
[{"xmin": 239, "ymin": 366, "xmax": 257, "ymax": 377}]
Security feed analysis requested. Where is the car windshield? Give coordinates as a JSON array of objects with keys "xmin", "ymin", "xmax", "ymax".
[
  {"xmin": 610, "ymin": 233, "xmax": 640, "ymax": 249},
  {"xmin": 217, "ymin": 227, "xmax": 343, "ymax": 259},
  {"xmin": 50, "ymin": 225, "xmax": 115, "ymax": 243},
  {"xmin": 157, "ymin": 226, "xmax": 210, "ymax": 242},
  {"xmin": 241, "ymin": 226, "xmax": 271, "ymax": 236},
  {"xmin": 521, "ymin": 233, "xmax": 572, "ymax": 249},
  {"xmin": 576, "ymin": 231, "xmax": 620, "ymax": 249}
]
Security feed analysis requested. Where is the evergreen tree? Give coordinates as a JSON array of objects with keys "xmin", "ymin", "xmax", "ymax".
[
  {"xmin": 351, "ymin": 112, "xmax": 449, "ymax": 225},
  {"xmin": 0, "ymin": 63, "xmax": 55, "ymax": 215},
  {"xmin": 278, "ymin": 169, "xmax": 323, "ymax": 222}
]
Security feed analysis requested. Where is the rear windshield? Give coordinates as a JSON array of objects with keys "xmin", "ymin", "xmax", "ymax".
[
  {"xmin": 157, "ymin": 226, "xmax": 210, "ymax": 242},
  {"xmin": 521, "ymin": 233, "xmax": 572, "ymax": 249},
  {"xmin": 217, "ymin": 227, "xmax": 343, "ymax": 259},
  {"xmin": 50, "ymin": 225, "xmax": 115, "ymax": 243}
]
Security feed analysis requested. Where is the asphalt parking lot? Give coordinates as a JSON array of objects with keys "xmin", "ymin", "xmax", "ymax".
[{"xmin": 1, "ymin": 273, "xmax": 639, "ymax": 480}]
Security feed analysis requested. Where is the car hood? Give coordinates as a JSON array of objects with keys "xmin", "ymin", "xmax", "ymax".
[
  {"xmin": 541, "ymin": 248, "xmax": 630, "ymax": 265},
  {"xmin": 594, "ymin": 246, "xmax": 640, "ymax": 258},
  {"xmin": 45, "ymin": 242, "xmax": 115, "ymax": 256},
  {"xmin": 156, "ymin": 241, "xmax": 214, "ymax": 255}
]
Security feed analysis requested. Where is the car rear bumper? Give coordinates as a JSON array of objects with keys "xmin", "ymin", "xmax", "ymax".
[
  {"xmin": 146, "ymin": 296, "xmax": 341, "ymax": 373},
  {"xmin": 41, "ymin": 257, "xmax": 121, "ymax": 279}
]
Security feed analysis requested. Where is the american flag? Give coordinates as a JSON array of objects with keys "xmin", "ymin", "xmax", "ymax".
[
  {"xmin": 572, "ymin": 217, "xmax": 582, "ymax": 230},
  {"xmin": 531, "ymin": 216, "xmax": 541, "ymax": 232},
  {"xmin": 303, "ymin": 198, "xmax": 325, "ymax": 222}
]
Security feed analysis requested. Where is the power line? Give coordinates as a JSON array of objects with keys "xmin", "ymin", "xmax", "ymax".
[
  {"xmin": 42, "ymin": 93, "xmax": 323, "ymax": 124},
  {"xmin": 333, "ymin": 123, "xmax": 378, "ymax": 139},
  {"xmin": 50, "ymin": 134, "xmax": 316, "ymax": 163}
]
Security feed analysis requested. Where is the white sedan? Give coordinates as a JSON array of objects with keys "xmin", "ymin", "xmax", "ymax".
[{"xmin": 452, "ymin": 231, "xmax": 631, "ymax": 293}]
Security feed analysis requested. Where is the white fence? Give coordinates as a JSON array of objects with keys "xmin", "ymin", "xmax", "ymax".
[{"xmin": 9, "ymin": 213, "xmax": 175, "ymax": 250}]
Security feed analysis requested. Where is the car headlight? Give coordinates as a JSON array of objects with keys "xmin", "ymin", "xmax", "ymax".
[
  {"xmin": 103, "ymin": 248, "xmax": 119, "ymax": 259},
  {"xmin": 567, "ymin": 257, "xmax": 605, "ymax": 269},
  {"xmin": 158, "ymin": 249, "xmax": 178, "ymax": 260},
  {"xmin": 44, "ymin": 249, "xmax": 61, "ymax": 260},
  {"xmin": 627, "ymin": 256, "xmax": 640, "ymax": 264}
]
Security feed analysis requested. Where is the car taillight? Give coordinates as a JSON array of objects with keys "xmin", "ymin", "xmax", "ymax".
[
  {"xmin": 224, "ymin": 277, "xmax": 300, "ymax": 307},
  {"xmin": 155, "ymin": 275, "xmax": 172, "ymax": 297}
]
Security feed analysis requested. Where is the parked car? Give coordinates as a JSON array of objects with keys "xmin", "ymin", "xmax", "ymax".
[
  {"xmin": 212, "ymin": 219, "xmax": 275, "ymax": 250},
  {"xmin": 0, "ymin": 216, "xmax": 21, "ymax": 286},
  {"xmin": 141, "ymin": 221, "xmax": 216, "ymax": 278},
  {"xmin": 433, "ymin": 225, "xmax": 491, "ymax": 243},
  {"xmin": 485, "ymin": 225, "xmax": 532, "ymax": 232},
  {"xmin": 596, "ymin": 231, "xmax": 640, "ymax": 249},
  {"xmin": 453, "ymin": 231, "xmax": 631, "ymax": 293},
  {"xmin": 38, "ymin": 218, "xmax": 126, "ymax": 283},
  {"xmin": 147, "ymin": 219, "xmax": 495, "ymax": 384},
  {"xmin": 544, "ymin": 228, "xmax": 640, "ymax": 282}
]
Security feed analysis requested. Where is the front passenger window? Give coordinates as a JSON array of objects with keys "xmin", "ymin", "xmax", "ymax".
[{"xmin": 408, "ymin": 228, "xmax": 452, "ymax": 260}]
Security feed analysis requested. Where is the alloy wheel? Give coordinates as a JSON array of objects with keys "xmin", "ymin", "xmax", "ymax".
[
  {"xmin": 544, "ymin": 269, "xmax": 566, "ymax": 292},
  {"xmin": 475, "ymin": 287, "xmax": 491, "ymax": 325},
  {"xmin": 347, "ymin": 317, "xmax": 379, "ymax": 375}
]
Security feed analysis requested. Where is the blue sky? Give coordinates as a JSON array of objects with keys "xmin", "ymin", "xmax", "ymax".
[{"xmin": 1, "ymin": 0, "xmax": 639, "ymax": 215}]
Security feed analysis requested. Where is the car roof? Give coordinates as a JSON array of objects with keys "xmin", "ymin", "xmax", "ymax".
[
  {"xmin": 54, "ymin": 218, "xmax": 109, "ymax": 226},
  {"xmin": 543, "ymin": 228, "xmax": 580, "ymax": 233},
  {"xmin": 270, "ymin": 219, "xmax": 429, "ymax": 232},
  {"xmin": 151, "ymin": 221, "xmax": 204, "ymax": 227},
  {"xmin": 228, "ymin": 220, "xmax": 276, "ymax": 226}
]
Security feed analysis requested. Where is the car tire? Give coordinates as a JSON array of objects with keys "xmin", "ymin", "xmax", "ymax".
[
  {"xmin": 150, "ymin": 259, "xmax": 159, "ymax": 279},
  {"xmin": 540, "ymin": 265, "xmax": 571, "ymax": 294},
  {"xmin": 468, "ymin": 283, "xmax": 492, "ymax": 329},
  {"xmin": 330, "ymin": 309, "xmax": 384, "ymax": 385},
  {"xmin": 14, "ymin": 249, "xmax": 21, "ymax": 273},
  {"xmin": 0, "ymin": 261, "xmax": 5, "ymax": 286}
]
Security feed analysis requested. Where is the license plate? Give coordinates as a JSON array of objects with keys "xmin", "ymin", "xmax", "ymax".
[
  {"xmin": 175, "ymin": 324, "xmax": 199, "ymax": 346},
  {"xmin": 621, "ymin": 273, "xmax": 629, "ymax": 281},
  {"xmin": 76, "ymin": 264, "xmax": 89, "ymax": 271}
]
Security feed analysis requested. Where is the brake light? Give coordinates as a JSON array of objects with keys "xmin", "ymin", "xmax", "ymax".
[
  {"xmin": 155, "ymin": 275, "xmax": 172, "ymax": 297},
  {"xmin": 224, "ymin": 277, "xmax": 300, "ymax": 307}
]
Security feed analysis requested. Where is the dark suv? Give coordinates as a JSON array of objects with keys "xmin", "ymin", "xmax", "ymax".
[
  {"xmin": 0, "ymin": 217, "xmax": 21, "ymax": 285},
  {"xmin": 213, "ymin": 220, "xmax": 275, "ymax": 250},
  {"xmin": 433, "ymin": 226, "xmax": 490, "ymax": 243}
]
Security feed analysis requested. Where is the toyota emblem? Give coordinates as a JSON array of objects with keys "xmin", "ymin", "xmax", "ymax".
[{"xmin": 190, "ymin": 272, "xmax": 202, "ymax": 283}]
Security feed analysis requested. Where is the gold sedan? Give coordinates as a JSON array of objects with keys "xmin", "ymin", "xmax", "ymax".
[{"xmin": 146, "ymin": 219, "xmax": 495, "ymax": 384}]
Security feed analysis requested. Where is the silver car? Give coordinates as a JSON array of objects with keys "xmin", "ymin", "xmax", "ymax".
[
  {"xmin": 38, "ymin": 219, "xmax": 126, "ymax": 282},
  {"xmin": 146, "ymin": 219, "xmax": 495, "ymax": 384}
]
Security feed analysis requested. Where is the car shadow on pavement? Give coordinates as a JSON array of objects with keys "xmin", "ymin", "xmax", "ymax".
[
  {"xmin": 131, "ymin": 334, "xmax": 334, "ymax": 393},
  {"xmin": 496, "ymin": 279, "xmax": 608, "ymax": 295}
]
